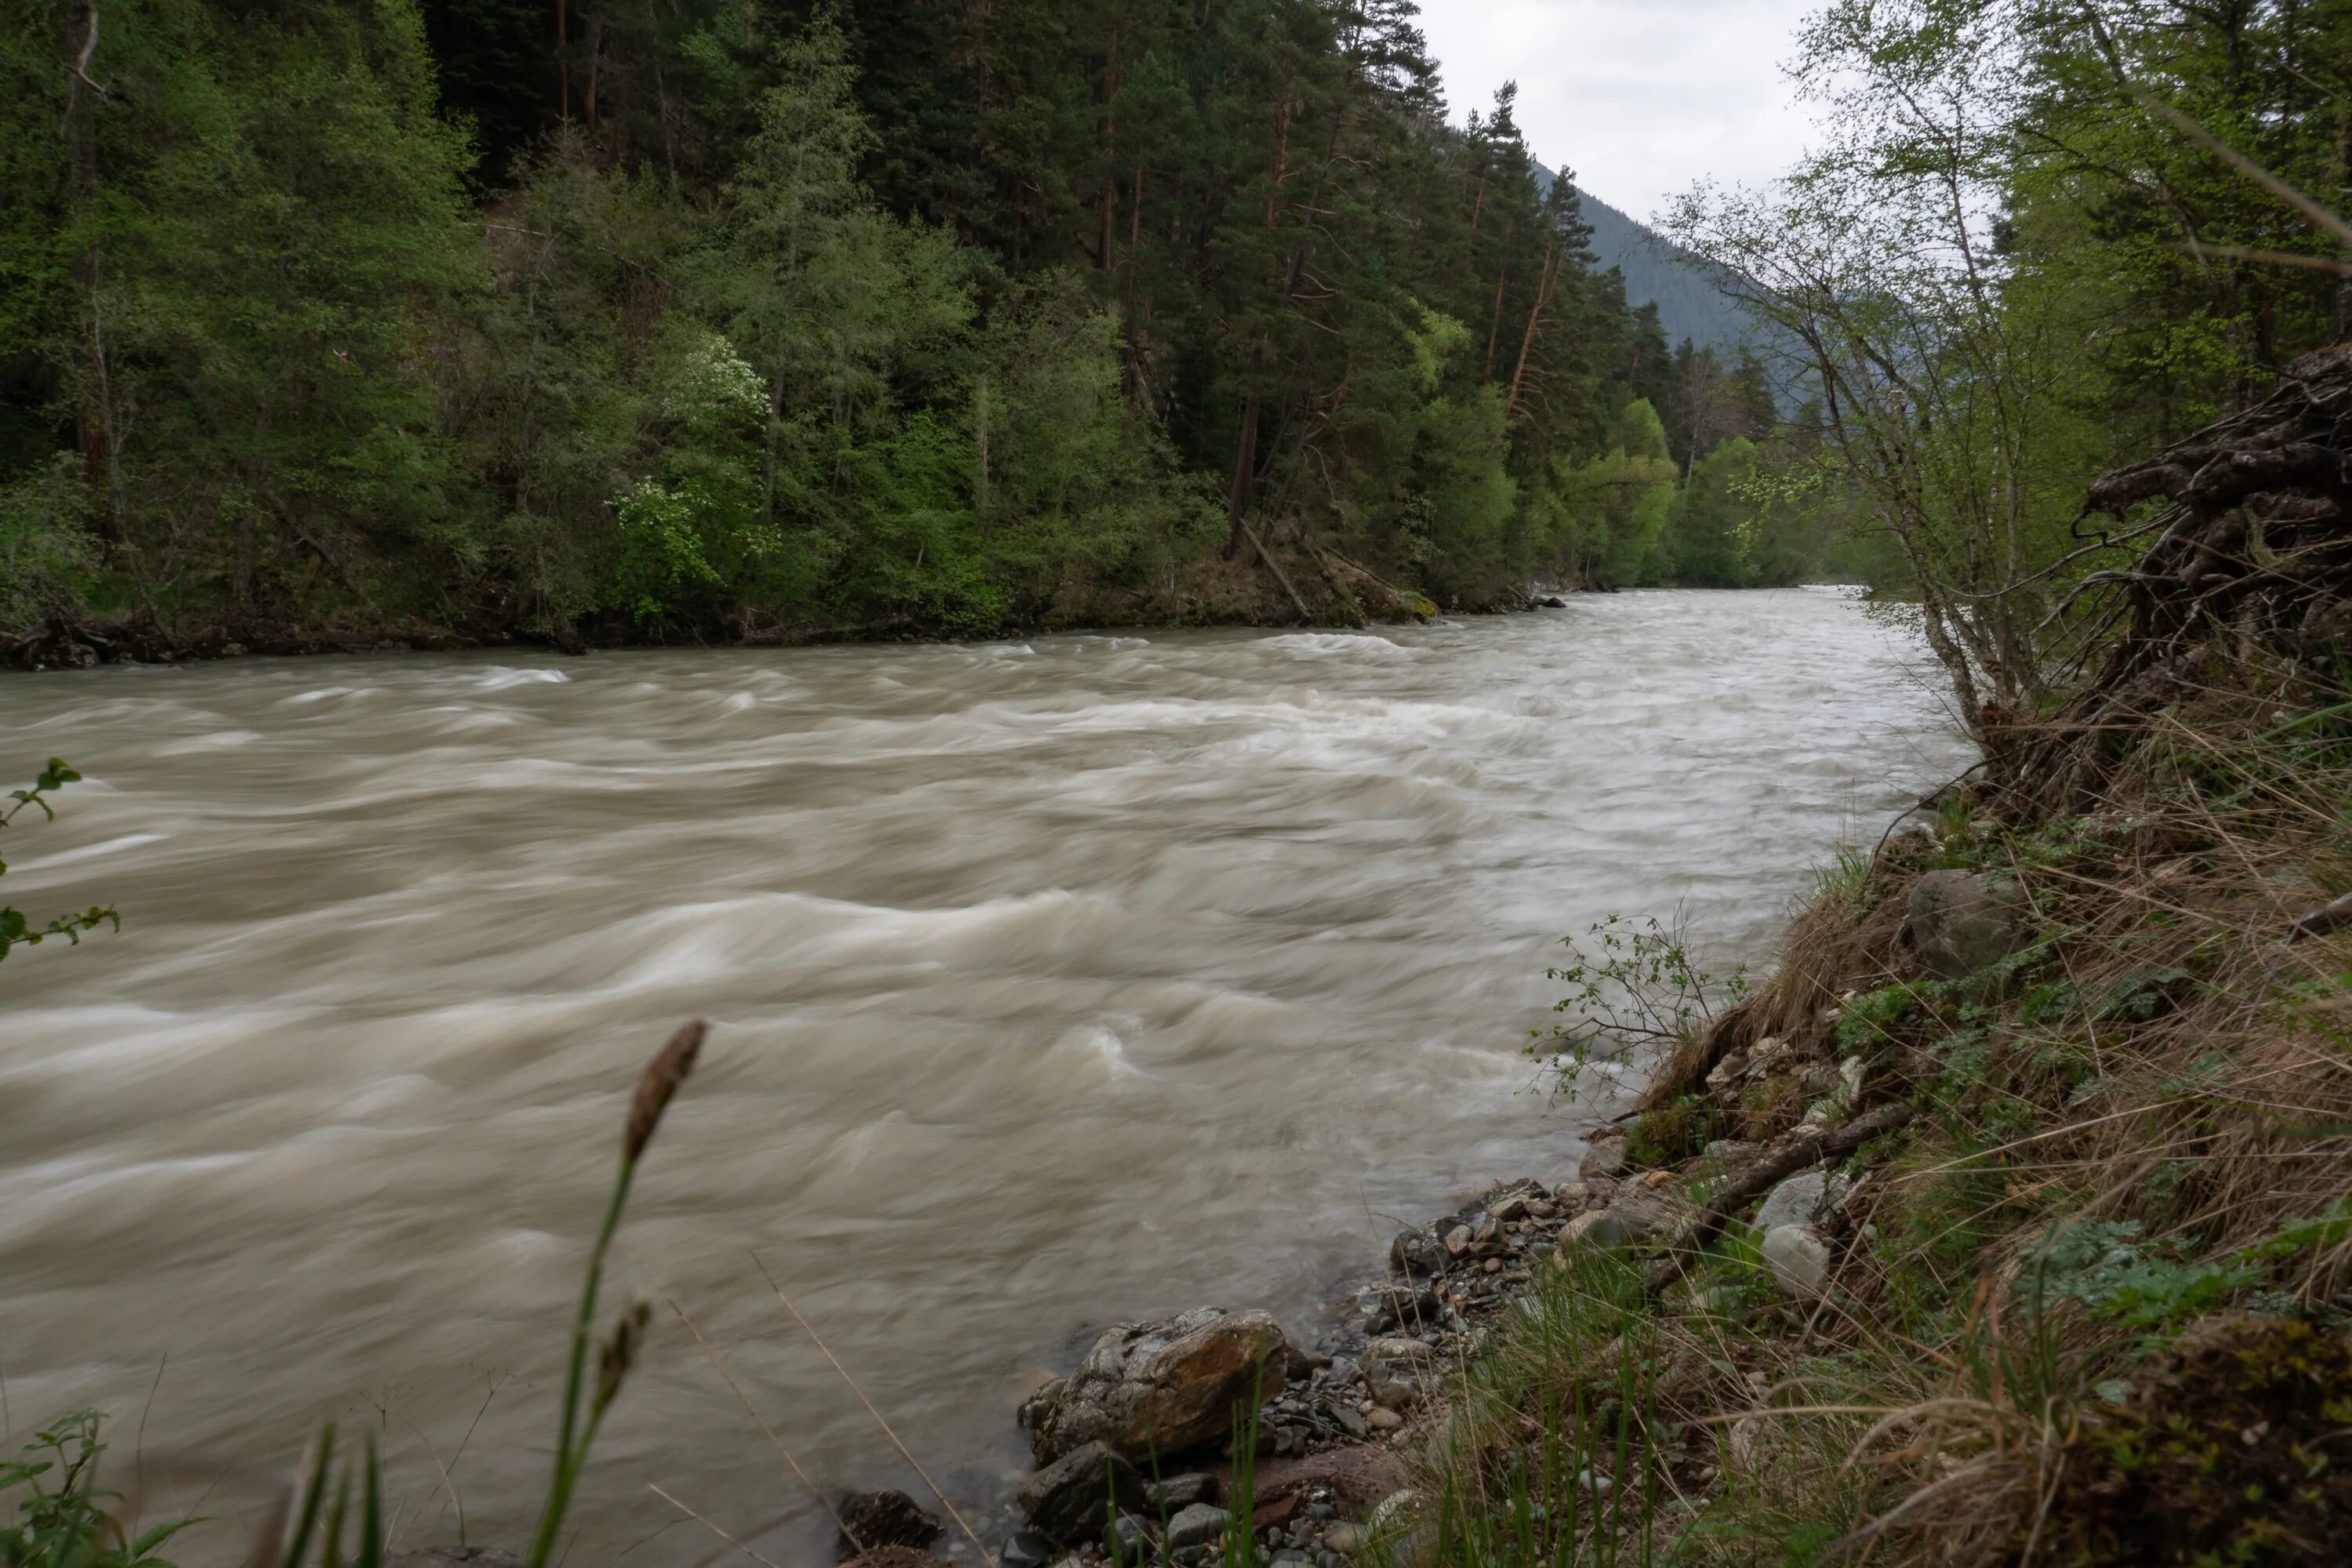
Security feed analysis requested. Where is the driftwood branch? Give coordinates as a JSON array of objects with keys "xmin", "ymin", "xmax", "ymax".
[{"xmin": 1644, "ymin": 1102, "xmax": 1916, "ymax": 1292}]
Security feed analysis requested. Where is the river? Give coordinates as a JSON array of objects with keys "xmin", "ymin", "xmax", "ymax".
[{"xmin": 0, "ymin": 590, "xmax": 1966, "ymax": 1566}]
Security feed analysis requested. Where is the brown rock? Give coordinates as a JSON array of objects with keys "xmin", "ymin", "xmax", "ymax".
[{"xmin": 1025, "ymin": 1308, "xmax": 1291, "ymax": 1465}]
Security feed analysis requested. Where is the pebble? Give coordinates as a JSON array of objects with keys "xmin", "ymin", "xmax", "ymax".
[
  {"xmin": 1001, "ymin": 1533, "xmax": 1055, "ymax": 1568},
  {"xmin": 1148, "ymin": 1473, "xmax": 1218, "ymax": 1512},
  {"xmin": 1367, "ymin": 1407, "xmax": 1403, "ymax": 1431},
  {"xmin": 1166, "ymin": 1504, "xmax": 1232, "ymax": 1552}
]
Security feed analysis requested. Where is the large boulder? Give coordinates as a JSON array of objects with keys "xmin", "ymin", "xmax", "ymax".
[
  {"xmin": 1016, "ymin": 1440, "xmax": 1146, "ymax": 1543},
  {"xmin": 1578, "ymin": 1132, "xmax": 1632, "ymax": 1181},
  {"xmin": 1024, "ymin": 1307, "xmax": 1290, "ymax": 1465},
  {"xmin": 1760, "ymin": 1225, "xmax": 1833, "ymax": 1300},
  {"xmin": 1903, "ymin": 870, "xmax": 2027, "ymax": 978}
]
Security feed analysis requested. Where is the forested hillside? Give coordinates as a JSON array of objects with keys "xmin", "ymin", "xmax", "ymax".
[
  {"xmin": 1563, "ymin": 183, "xmax": 1755, "ymax": 364},
  {"xmin": 2, "ymin": 0, "xmax": 1845, "ymax": 660}
]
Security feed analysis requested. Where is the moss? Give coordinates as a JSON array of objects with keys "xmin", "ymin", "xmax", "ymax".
[{"xmin": 2046, "ymin": 1314, "xmax": 2352, "ymax": 1564}]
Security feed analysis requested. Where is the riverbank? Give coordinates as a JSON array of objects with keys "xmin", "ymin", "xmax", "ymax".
[
  {"xmin": 1, "ymin": 543, "xmax": 1480, "ymax": 671},
  {"xmin": 964, "ymin": 630, "xmax": 2352, "ymax": 1568}
]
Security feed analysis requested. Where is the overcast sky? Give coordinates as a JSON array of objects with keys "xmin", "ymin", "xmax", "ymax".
[{"xmin": 1414, "ymin": 0, "xmax": 1820, "ymax": 223}]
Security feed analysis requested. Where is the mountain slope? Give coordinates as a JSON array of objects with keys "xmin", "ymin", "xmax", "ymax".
[{"xmin": 1534, "ymin": 169, "xmax": 1755, "ymax": 359}]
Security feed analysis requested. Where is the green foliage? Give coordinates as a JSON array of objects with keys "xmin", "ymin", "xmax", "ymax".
[
  {"xmin": 1534, "ymin": 911, "xmax": 1748, "ymax": 1099},
  {"xmin": 0, "ymin": 458, "xmax": 102, "ymax": 633},
  {"xmin": 0, "ymin": 1412, "xmax": 194, "ymax": 1568},
  {"xmin": 0, "ymin": 0, "xmax": 1871, "ymax": 648},
  {"xmin": 1555, "ymin": 400, "xmax": 1678, "ymax": 586},
  {"xmin": 1, "ymin": 760, "xmax": 118, "ymax": 964},
  {"xmin": 2026, "ymin": 1218, "xmax": 2260, "ymax": 1331}
]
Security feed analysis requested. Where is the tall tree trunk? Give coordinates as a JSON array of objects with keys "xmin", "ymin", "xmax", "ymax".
[
  {"xmin": 1482, "ymin": 213, "xmax": 1516, "ymax": 383},
  {"xmin": 1506, "ymin": 238, "xmax": 1559, "ymax": 420},
  {"xmin": 555, "ymin": 0, "xmax": 568, "ymax": 119},
  {"xmin": 1223, "ymin": 390, "xmax": 1261, "ymax": 557},
  {"xmin": 1096, "ymin": 34, "xmax": 1119, "ymax": 268}
]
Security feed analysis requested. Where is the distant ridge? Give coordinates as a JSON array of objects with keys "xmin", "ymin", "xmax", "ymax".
[{"xmin": 1534, "ymin": 169, "xmax": 1756, "ymax": 360}]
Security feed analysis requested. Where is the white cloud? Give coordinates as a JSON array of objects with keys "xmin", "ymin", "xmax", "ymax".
[{"xmin": 1414, "ymin": 0, "xmax": 1820, "ymax": 223}]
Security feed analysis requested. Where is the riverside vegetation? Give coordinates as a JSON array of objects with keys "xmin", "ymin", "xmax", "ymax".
[
  {"xmin": 3, "ymin": 0, "xmax": 1867, "ymax": 668},
  {"xmin": 13, "ymin": 0, "xmax": 2352, "ymax": 1566}
]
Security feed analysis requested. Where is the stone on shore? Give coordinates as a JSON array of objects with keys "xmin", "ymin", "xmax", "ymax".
[
  {"xmin": 1578, "ymin": 1133, "xmax": 1632, "ymax": 1180},
  {"xmin": 1145, "ymin": 1472, "xmax": 1219, "ymax": 1513},
  {"xmin": 1359, "ymin": 1281, "xmax": 1442, "ymax": 1335},
  {"xmin": 1017, "ymin": 1440, "xmax": 1146, "ymax": 1543},
  {"xmin": 1904, "ymin": 869, "xmax": 2027, "ymax": 978},
  {"xmin": 1754, "ymin": 1170, "xmax": 1849, "ymax": 1232},
  {"xmin": 1024, "ymin": 1307, "xmax": 1290, "ymax": 1465},
  {"xmin": 1761, "ymin": 1225, "xmax": 1834, "ymax": 1300},
  {"xmin": 1164, "ymin": 1504, "xmax": 1232, "ymax": 1552},
  {"xmin": 1388, "ymin": 1229, "xmax": 1445, "ymax": 1277}
]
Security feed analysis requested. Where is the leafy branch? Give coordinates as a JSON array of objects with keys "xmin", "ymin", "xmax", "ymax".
[
  {"xmin": 1530, "ymin": 910, "xmax": 1748, "ymax": 1101},
  {"xmin": 1, "ymin": 758, "xmax": 120, "ymax": 964}
]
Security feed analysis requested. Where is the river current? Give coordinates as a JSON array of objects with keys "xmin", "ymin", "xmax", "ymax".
[{"xmin": 0, "ymin": 590, "xmax": 1966, "ymax": 1565}]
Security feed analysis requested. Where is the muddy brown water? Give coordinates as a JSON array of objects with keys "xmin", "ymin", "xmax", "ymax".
[{"xmin": 0, "ymin": 590, "xmax": 1969, "ymax": 1566}]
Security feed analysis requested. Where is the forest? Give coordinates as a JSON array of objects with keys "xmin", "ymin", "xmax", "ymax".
[{"xmin": 0, "ymin": 0, "xmax": 1860, "ymax": 657}]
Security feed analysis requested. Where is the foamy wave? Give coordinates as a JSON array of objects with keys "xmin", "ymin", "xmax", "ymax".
[
  {"xmin": 474, "ymin": 666, "xmax": 572, "ymax": 690},
  {"xmin": 7, "ymin": 833, "xmax": 165, "ymax": 873},
  {"xmin": 1262, "ymin": 632, "xmax": 1415, "ymax": 659}
]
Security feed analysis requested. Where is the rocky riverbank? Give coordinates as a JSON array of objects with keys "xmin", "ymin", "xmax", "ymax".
[{"xmin": 884, "ymin": 855, "xmax": 2042, "ymax": 1568}]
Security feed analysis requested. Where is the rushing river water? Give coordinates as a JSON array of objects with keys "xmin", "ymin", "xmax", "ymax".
[{"xmin": 0, "ymin": 590, "xmax": 1967, "ymax": 1566}]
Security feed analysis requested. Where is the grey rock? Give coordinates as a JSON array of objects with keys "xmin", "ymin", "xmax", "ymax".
[
  {"xmin": 1552, "ymin": 1210, "xmax": 1619, "ymax": 1251},
  {"xmin": 1359, "ymin": 1282, "xmax": 1441, "ymax": 1336},
  {"xmin": 1364, "ymin": 1337, "xmax": 1432, "ymax": 1410},
  {"xmin": 1000, "ymin": 1534, "xmax": 1056, "ymax": 1568},
  {"xmin": 1578, "ymin": 1134, "xmax": 1631, "ymax": 1180},
  {"xmin": 1753, "ymin": 1171, "xmax": 1850, "ymax": 1232},
  {"xmin": 1025, "ymin": 1308, "xmax": 1290, "ymax": 1464},
  {"xmin": 1147, "ymin": 1472, "xmax": 1219, "ymax": 1513},
  {"xmin": 1105, "ymin": 1514, "xmax": 1152, "ymax": 1559},
  {"xmin": 1332, "ymin": 1404, "xmax": 1369, "ymax": 1439},
  {"xmin": 1761, "ymin": 1225, "xmax": 1834, "ymax": 1300},
  {"xmin": 1601, "ymin": 1181, "xmax": 1682, "ymax": 1242},
  {"xmin": 1166, "ymin": 1504, "xmax": 1233, "ymax": 1552},
  {"xmin": 1904, "ymin": 869, "xmax": 2027, "ymax": 978},
  {"xmin": 1388, "ymin": 1229, "xmax": 1445, "ymax": 1277},
  {"xmin": 1018, "ymin": 1440, "xmax": 1146, "ymax": 1543}
]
